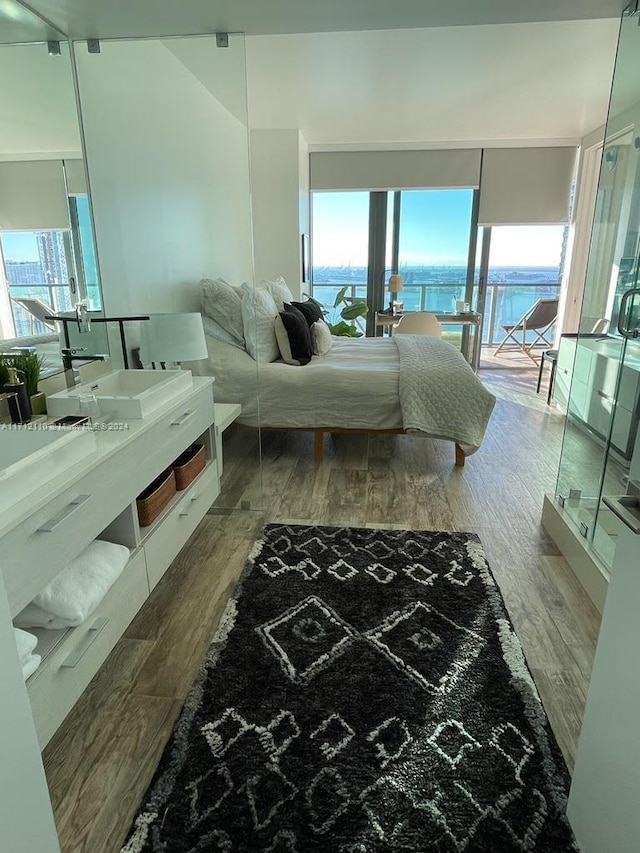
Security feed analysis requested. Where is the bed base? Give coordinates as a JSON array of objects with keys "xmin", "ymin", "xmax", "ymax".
[{"xmin": 261, "ymin": 426, "xmax": 466, "ymax": 467}]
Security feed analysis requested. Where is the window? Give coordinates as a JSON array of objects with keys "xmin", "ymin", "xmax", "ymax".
[
  {"xmin": 68, "ymin": 194, "xmax": 101, "ymax": 310},
  {"xmin": 311, "ymin": 189, "xmax": 476, "ymax": 340},
  {"xmin": 0, "ymin": 230, "xmax": 74, "ymax": 338},
  {"xmin": 311, "ymin": 192, "xmax": 369, "ymax": 327},
  {"xmin": 395, "ymin": 190, "xmax": 474, "ymax": 312}
]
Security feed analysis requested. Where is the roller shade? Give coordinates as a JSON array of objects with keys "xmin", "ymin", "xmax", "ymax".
[
  {"xmin": 478, "ymin": 147, "xmax": 577, "ymax": 225},
  {"xmin": 64, "ymin": 159, "xmax": 87, "ymax": 195},
  {"xmin": 310, "ymin": 149, "xmax": 481, "ymax": 191},
  {"xmin": 0, "ymin": 160, "xmax": 69, "ymax": 231}
]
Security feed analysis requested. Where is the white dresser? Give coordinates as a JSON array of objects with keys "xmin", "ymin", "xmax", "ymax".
[
  {"xmin": 0, "ymin": 376, "xmax": 220, "ymax": 748},
  {"xmin": 553, "ymin": 335, "xmax": 640, "ymax": 460}
]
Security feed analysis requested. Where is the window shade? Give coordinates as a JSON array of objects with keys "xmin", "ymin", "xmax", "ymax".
[
  {"xmin": 64, "ymin": 159, "xmax": 87, "ymax": 195},
  {"xmin": 478, "ymin": 147, "xmax": 577, "ymax": 225},
  {"xmin": 0, "ymin": 160, "xmax": 69, "ymax": 231},
  {"xmin": 310, "ymin": 149, "xmax": 482, "ymax": 191}
]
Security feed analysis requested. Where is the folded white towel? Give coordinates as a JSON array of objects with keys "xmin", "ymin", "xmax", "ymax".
[
  {"xmin": 14, "ymin": 539, "xmax": 130, "ymax": 629},
  {"xmin": 13, "ymin": 626, "xmax": 38, "ymax": 664},
  {"xmin": 22, "ymin": 653, "xmax": 41, "ymax": 681}
]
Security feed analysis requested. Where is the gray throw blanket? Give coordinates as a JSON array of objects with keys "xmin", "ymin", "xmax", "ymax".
[{"xmin": 394, "ymin": 334, "xmax": 496, "ymax": 455}]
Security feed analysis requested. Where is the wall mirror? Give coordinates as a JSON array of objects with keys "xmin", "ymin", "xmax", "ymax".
[{"xmin": 0, "ymin": 0, "xmax": 106, "ymax": 384}]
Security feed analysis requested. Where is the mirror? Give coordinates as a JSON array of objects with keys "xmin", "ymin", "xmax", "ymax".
[{"xmin": 0, "ymin": 1, "xmax": 106, "ymax": 385}]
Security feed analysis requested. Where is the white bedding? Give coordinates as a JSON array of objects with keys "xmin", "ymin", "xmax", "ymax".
[
  {"xmin": 188, "ymin": 333, "xmax": 495, "ymax": 453},
  {"xmin": 190, "ymin": 335, "xmax": 401, "ymax": 430}
]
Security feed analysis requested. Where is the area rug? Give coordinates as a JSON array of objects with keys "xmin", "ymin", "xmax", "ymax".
[{"xmin": 122, "ymin": 525, "xmax": 578, "ymax": 853}]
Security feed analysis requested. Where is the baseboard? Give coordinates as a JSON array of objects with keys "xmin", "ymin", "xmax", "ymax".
[{"xmin": 541, "ymin": 494, "xmax": 609, "ymax": 614}]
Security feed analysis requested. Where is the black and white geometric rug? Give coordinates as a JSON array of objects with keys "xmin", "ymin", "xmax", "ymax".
[{"xmin": 122, "ymin": 525, "xmax": 578, "ymax": 853}]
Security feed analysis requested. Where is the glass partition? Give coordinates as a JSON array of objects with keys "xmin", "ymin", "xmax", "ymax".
[
  {"xmin": 73, "ymin": 33, "xmax": 261, "ymax": 510},
  {"xmin": 555, "ymin": 7, "xmax": 640, "ymax": 574}
]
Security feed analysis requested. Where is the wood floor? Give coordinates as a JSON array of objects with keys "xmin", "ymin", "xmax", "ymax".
[{"xmin": 42, "ymin": 364, "xmax": 601, "ymax": 853}]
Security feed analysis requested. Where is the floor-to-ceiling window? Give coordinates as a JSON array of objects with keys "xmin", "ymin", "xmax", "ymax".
[
  {"xmin": 311, "ymin": 188, "xmax": 476, "ymax": 337},
  {"xmin": 311, "ymin": 191, "xmax": 369, "ymax": 334},
  {"xmin": 395, "ymin": 189, "xmax": 475, "ymax": 312}
]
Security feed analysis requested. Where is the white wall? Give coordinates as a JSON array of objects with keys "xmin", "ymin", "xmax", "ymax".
[
  {"xmin": 74, "ymin": 38, "xmax": 254, "ymax": 316},
  {"xmin": 250, "ymin": 129, "xmax": 309, "ymax": 298}
]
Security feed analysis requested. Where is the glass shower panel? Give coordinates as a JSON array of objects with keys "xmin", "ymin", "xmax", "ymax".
[{"xmin": 555, "ymin": 8, "xmax": 640, "ymax": 574}]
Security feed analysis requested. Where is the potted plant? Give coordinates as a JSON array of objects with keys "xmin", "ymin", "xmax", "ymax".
[
  {"xmin": 315, "ymin": 287, "xmax": 369, "ymax": 337},
  {"xmin": 0, "ymin": 351, "xmax": 46, "ymax": 414}
]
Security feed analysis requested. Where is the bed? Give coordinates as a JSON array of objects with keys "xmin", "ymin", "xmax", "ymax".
[{"xmin": 189, "ymin": 331, "xmax": 496, "ymax": 466}]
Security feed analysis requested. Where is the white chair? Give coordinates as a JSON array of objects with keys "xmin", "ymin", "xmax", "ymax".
[{"xmin": 394, "ymin": 312, "xmax": 442, "ymax": 337}]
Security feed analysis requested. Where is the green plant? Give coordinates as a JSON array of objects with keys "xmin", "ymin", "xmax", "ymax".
[
  {"xmin": 0, "ymin": 351, "xmax": 44, "ymax": 397},
  {"xmin": 321, "ymin": 287, "xmax": 369, "ymax": 337}
]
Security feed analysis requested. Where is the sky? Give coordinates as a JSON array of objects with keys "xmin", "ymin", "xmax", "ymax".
[
  {"xmin": 312, "ymin": 190, "xmax": 565, "ymax": 268},
  {"xmin": 1, "ymin": 232, "xmax": 40, "ymax": 262}
]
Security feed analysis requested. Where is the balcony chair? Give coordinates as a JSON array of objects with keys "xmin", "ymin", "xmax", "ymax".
[
  {"xmin": 494, "ymin": 297, "xmax": 559, "ymax": 362},
  {"xmin": 11, "ymin": 296, "xmax": 57, "ymax": 333},
  {"xmin": 394, "ymin": 312, "xmax": 442, "ymax": 337}
]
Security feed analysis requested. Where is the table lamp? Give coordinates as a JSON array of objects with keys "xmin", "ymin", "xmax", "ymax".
[
  {"xmin": 139, "ymin": 313, "xmax": 208, "ymax": 368},
  {"xmin": 387, "ymin": 273, "xmax": 404, "ymax": 315}
]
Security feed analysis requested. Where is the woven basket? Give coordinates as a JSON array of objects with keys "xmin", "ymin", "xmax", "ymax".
[
  {"xmin": 137, "ymin": 468, "xmax": 176, "ymax": 527},
  {"xmin": 172, "ymin": 443, "xmax": 206, "ymax": 490}
]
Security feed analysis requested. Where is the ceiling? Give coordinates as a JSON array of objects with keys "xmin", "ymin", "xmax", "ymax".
[
  {"xmin": 246, "ymin": 20, "xmax": 620, "ymax": 146},
  {"xmin": 13, "ymin": 0, "xmax": 626, "ymax": 40}
]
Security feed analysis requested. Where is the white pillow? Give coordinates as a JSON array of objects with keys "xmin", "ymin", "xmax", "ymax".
[
  {"xmin": 311, "ymin": 320, "xmax": 333, "ymax": 356},
  {"xmin": 240, "ymin": 282, "xmax": 280, "ymax": 362},
  {"xmin": 261, "ymin": 276, "xmax": 295, "ymax": 311},
  {"xmin": 201, "ymin": 278, "xmax": 244, "ymax": 344},
  {"xmin": 201, "ymin": 315, "xmax": 246, "ymax": 350}
]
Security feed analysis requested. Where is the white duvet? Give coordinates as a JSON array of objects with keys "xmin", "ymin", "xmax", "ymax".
[{"xmin": 189, "ymin": 333, "xmax": 495, "ymax": 454}]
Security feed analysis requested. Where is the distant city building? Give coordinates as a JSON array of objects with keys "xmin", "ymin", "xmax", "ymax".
[
  {"xmin": 5, "ymin": 261, "xmax": 43, "ymax": 286},
  {"xmin": 3, "ymin": 230, "xmax": 73, "ymax": 336},
  {"xmin": 37, "ymin": 231, "xmax": 68, "ymax": 286}
]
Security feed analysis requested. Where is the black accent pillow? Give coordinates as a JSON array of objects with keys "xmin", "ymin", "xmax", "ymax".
[
  {"xmin": 276, "ymin": 304, "xmax": 313, "ymax": 365},
  {"xmin": 291, "ymin": 299, "xmax": 324, "ymax": 327}
]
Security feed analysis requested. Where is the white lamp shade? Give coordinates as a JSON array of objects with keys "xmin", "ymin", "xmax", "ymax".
[
  {"xmin": 388, "ymin": 274, "xmax": 404, "ymax": 292},
  {"xmin": 140, "ymin": 313, "xmax": 208, "ymax": 363}
]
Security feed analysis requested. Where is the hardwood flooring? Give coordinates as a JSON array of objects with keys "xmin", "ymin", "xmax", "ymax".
[{"xmin": 42, "ymin": 365, "xmax": 601, "ymax": 853}]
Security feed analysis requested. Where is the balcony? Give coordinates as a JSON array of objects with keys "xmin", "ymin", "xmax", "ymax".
[{"xmin": 311, "ymin": 281, "xmax": 560, "ymax": 348}]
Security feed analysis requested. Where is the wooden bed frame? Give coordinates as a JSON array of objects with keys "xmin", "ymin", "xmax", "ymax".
[{"xmin": 261, "ymin": 426, "xmax": 466, "ymax": 467}]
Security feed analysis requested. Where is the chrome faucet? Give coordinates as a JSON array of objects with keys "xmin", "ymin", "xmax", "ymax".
[
  {"xmin": 75, "ymin": 299, "xmax": 91, "ymax": 333},
  {"xmin": 60, "ymin": 348, "xmax": 108, "ymax": 387}
]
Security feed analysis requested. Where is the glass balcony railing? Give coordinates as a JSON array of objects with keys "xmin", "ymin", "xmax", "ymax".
[
  {"xmin": 311, "ymin": 281, "xmax": 560, "ymax": 346},
  {"xmin": 480, "ymin": 282, "xmax": 560, "ymax": 347},
  {"xmin": 8, "ymin": 283, "xmax": 74, "ymax": 337}
]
